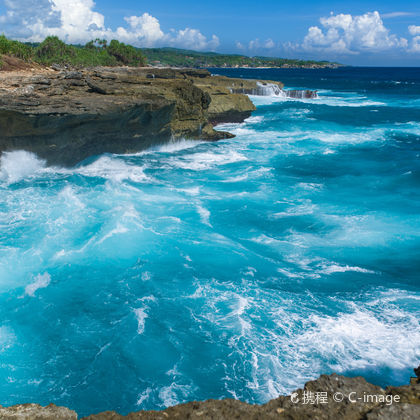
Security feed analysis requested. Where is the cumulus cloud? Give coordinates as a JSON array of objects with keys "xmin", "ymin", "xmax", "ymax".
[
  {"xmin": 248, "ymin": 38, "xmax": 276, "ymax": 50},
  {"xmin": 0, "ymin": 0, "xmax": 219, "ymax": 50},
  {"xmin": 409, "ymin": 25, "xmax": 420, "ymax": 36},
  {"xmin": 264, "ymin": 38, "xmax": 275, "ymax": 49},
  {"xmin": 301, "ymin": 11, "xmax": 408, "ymax": 54},
  {"xmin": 169, "ymin": 29, "xmax": 219, "ymax": 50},
  {"xmin": 408, "ymin": 25, "xmax": 420, "ymax": 52}
]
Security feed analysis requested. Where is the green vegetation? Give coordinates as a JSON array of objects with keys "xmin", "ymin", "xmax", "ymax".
[
  {"xmin": 0, "ymin": 35, "xmax": 33, "ymax": 60},
  {"xmin": 0, "ymin": 35, "xmax": 146, "ymax": 68},
  {"xmin": 142, "ymin": 47, "xmax": 341, "ymax": 69},
  {"xmin": 0, "ymin": 34, "xmax": 339, "ymax": 70},
  {"xmin": 0, "ymin": 34, "xmax": 33, "ymax": 67}
]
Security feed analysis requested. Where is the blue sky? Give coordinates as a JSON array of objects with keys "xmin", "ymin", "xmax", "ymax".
[{"xmin": 1, "ymin": 1, "xmax": 419, "ymax": 65}]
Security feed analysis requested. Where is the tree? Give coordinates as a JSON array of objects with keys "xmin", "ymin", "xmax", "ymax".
[{"xmin": 107, "ymin": 40, "xmax": 146, "ymax": 66}]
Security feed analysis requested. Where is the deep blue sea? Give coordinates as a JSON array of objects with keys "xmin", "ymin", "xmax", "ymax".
[{"xmin": 0, "ymin": 67, "xmax": 419, "ymax": 416}]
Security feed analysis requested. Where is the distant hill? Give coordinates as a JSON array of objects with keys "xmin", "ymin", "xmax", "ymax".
[{"xmin": 142, "ymin": 47, "xmax": 341, "ymax": 69}]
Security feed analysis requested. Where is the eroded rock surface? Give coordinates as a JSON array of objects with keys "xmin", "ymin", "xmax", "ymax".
[
  {"xmin": 83, "ymin": 371, "xmax": 420, "ymax": 420},
  {"xmin": 0, "ymin": 66, "xmax": 321, "ymax": 165},
  {"xmin": 0, "ymin": 403, "xmax": 77, "ymax": 419},
  {"xmin": 2, "ymin": 367, "xmax": 418, "ymax": 419},
  {"xmin": 0, "ymin": 67, "xmax": 259, "ymax": 166}
]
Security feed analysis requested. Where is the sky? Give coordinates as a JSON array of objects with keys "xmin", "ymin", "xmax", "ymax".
[{"xmin": 0, "ymin": 0, "xmax": 420, "ymax": 65}]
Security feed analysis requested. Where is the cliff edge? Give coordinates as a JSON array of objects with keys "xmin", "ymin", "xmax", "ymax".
[
  {"xmin": 0, "ymin": 67, "xmax": 259, "ymax": 166},
  {"xmin": 1, "ymin": 367, "xmax": 419, "ymax": 419}
]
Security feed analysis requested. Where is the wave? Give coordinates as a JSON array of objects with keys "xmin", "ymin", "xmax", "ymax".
[
  {"xmin": 134, "ymin": 307, "xmax": 149, "ymax": 335},
  {"xmin": 248, "ymin": 91, "xmax": 385, "ymax": 108},
  {"xmin": 0, "ymin": 326, "xmax": 15, "ymax": 351},
  {"xmin": 73, "ymin": 156, "xmax": 150, "ymax": 183},
  {"xmin": 196, "ymin": 204, "xmax": 212, "ymax": 227},
  {"xmin": 168, "ymin": 150, "xmax": 247, "ymax": 171},
  {"xmin": 319, "ymin": 264, "xmax": 375, "ymax": 275},
  {"xmin": 271, "ymin": 202, "xmax": 317, "ymax": 218},
  {"xmin": 294, "ymin": 301, "xmax": 420, "ymax": 373},
  {"xmin": 158, "ymin": 383, "xmax": 194, "ymax": 408},
  {"xmin": 0, "ymin": 151, "xmax": 152, "ymax": 184},
  {"xmin": 316, "ymin": 96, "xmax": 386, "ymax": 107},
  {"xmin": 24, "ymin": 273, "xmax": 51, "ymax": 297},
  {"xmin": 97, "ymin": 223, "xmax": 130, "ymax": 245},
  {"xmin": 0, "ymin": 151, "xmax": 46, "ymax": 184},
  {"xmin": 193, "ymin": 281, "xmax": 420, "ymax": 403},
  {"xmin": 128, "ymin": 138, "xmax": 205, "ymax": 155},
  {"xmin": 244, "ymin": 115, "xmax": 264, "ymax": 123}
]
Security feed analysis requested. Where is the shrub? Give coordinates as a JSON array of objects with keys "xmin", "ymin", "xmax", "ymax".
[
  {"xmin": 0, "ymin": 35, "xmax": 147, "ymax": 68},
  {"xmin": 35, "ymin": 36, "xmax": 74, "ymax": 64},
  {"xmin": 107, "ymin": 40, "xmax": 146, "ymax": 66},
  {"xmin": 0, "ymin": 34, "xmax": 32, "ymax": 60}
]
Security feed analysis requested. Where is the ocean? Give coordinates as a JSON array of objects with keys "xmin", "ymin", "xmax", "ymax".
[{"xmin": 0, "ymin": 67, "xmax": 419, "ymax": 416}]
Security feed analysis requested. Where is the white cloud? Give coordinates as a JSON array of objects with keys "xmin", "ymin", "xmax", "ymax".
[
  {"xmin": 382, "ymin": 12, "xmax": 414, "ymax": 19},
  {"xmin": 408, "ymin": 25, "xmax": 420, "ymax": 36},
  {"xmin": 264, "ymin": 38, "xmax": 275, "ymax": 49},
  {"xmin": 0, "ymin": 0, "xmax": 219, "ymax": 50},
  {"xmin": 408, "ymin": 26, "xmax": 420, "ymax": 52},
  {"xmin": 411, "ymin": 37, "xmax": 420, "ymax": 52},
  {"xmin": 115, "ymin": 13, "xmax": 164, "ymax": 47},
  {"xmin": 169, "ymin": 28, "xmax": 219, "ymax": 50},
  {"xmin": 301, "ymin": 11, "xmax": 408, "ymax": 54},
  {"xmin": 248, "ymin": 39, "xmax": 259, "ymax": 50},
  {"xmin": 248, "ymin": 38, "xmax": 276, "ymax": 50}
]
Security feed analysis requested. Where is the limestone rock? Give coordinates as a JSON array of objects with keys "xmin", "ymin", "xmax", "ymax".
[
  {"xmin": 286, "ymin": 89, "xmax": 318, "ymax": 99},
  {"xmin": 0, "ymin": 403, "xmax": 77, "ymax": 419},
  {"xmin": 1, "ymin": 369, "xmax": 419, "ymax": 419},
  {"xmin": 0, "ymin": 67, "xmax": 264, "ymax": 166},
  {"xmin": 83, "ymin": 372, "xmax": 420, "ymax": 420}
]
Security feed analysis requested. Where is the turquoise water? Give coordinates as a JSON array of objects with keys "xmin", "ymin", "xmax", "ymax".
[{"xmin": 0, "ymin": 68, "xmax": 419, "ymax": 416}]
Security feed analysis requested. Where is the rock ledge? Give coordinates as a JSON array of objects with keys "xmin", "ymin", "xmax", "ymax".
[
  {"xmin": 0, "ymin": 67, "xmax": 261, "ymax": 166},
  {"xmin": 1, "ymin": 367, "xmax": 419, "ymax": 419}
]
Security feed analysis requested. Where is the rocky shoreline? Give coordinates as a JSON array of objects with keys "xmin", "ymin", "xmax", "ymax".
[
  {"xmin": 0, "ymin": 65, "xmax": 320, "ymax": 166},
  {"xmin": 0, "ymin": 367, "xmax": 418, "ymax": 419},
  {"xmin": 0, "ymin": 67, "xmax": 270, "ymax": 166}
]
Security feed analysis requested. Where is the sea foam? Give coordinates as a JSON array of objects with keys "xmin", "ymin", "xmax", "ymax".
[
  {"xmin": 0, "ymin": 151, "xmax": 46, "ymax": 184},
  {"xmin": 24, "ymin": 273, "xmax": 51, "ymax": 297}
]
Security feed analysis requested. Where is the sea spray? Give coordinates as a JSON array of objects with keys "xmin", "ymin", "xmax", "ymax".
[{"xmin": 0, "ymin": 151, "xmax": 46, "ymax": 184}]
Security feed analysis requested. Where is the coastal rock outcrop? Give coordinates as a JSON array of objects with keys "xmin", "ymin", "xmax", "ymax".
[
  {"xmin": 1, "ymin": 367, "xmax": 419, "ymax": 419},
  {"xmin": 286, "ymin": 89, "xmax": 318, "ymax": 99},
  {"xmin": 0, "ymin": 66, "xmax": 318, "ymax": 166},
  {"xmin": 195, "ymin": 76, "xmax": 317, "ymax": 100},
  {"xmin": 0, "ymin": 68, "xmax": 228, "ymax": 166},
  {"xmin": 0, "ymin": 68, "xmax": 258, "ymax": 166},
  {"xmin": 0, "ymin": 403, "xmax": 77, "ymax": 419}
]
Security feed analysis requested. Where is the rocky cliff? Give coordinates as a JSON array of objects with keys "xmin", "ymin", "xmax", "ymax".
[
  {"xmin": 0, "ymin": 66, "xmax": 321, "ymax": 166},
  {"xmin": 0, "ymin": 67, "xmax": 259, "ymax": 166},
  {"xmin": 1, "ymin": 367, "xmax": 419, "ymax": 419}
]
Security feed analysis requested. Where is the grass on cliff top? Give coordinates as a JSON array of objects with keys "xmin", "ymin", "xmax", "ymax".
[{"xmin": 0, "ymin": 35, "xmax": 146, "ymax": 69}]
